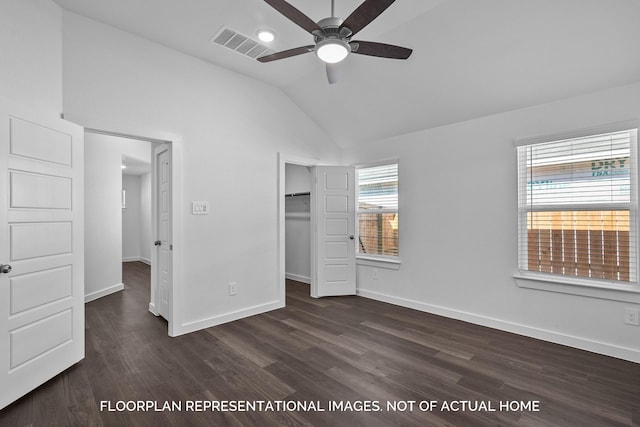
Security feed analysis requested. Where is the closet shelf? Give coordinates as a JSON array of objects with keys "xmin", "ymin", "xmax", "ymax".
[{"xmin": 285, "ymin": 212, "xmax": 311, "ymax": 219}]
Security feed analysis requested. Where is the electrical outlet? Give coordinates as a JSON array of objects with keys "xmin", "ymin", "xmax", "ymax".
[
  {"xmin": 624, "ymin": 307, "xmax": 639, "ymax": 326},
  {"xmin": 228, "ymin": 282, "xmax": 237, "ymax": 296}
]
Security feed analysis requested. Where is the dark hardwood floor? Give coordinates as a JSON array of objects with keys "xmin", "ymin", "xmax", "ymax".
[{"xmin": 1, "ymin": 261, "xmax": 639, "ymax": 426}]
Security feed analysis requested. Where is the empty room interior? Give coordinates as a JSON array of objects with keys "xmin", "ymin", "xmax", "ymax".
[{"xmin": 1, "ymin": 0, "xmax": 640, "ymax": 425}]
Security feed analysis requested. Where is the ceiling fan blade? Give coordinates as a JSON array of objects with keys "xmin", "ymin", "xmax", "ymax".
[
  {"xmin": 257, "ymin": 45, "xmax": 315, "ymax": 63},
  {"xmin": 340, "ymin": 0, "xmax": 396, "ymax": 36},
  {"xmin": 326, "ymin": 63, "xmax": 341, "ymax": 84},
  {"xmin": 263, "ymin": 0, "xmax": 322, "ymax": 34},
  {"xmin": 350, "ymin": 40, "xmax": 412, "ymax": 59}
]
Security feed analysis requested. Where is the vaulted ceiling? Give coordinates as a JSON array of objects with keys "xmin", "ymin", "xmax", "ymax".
[{"xmin": 53, "ymin": 0, "xmax": 640, "ymax": 147}]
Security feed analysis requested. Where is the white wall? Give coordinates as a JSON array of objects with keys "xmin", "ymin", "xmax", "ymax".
[
  {"xmin": 0, "ymin": 0, "xmax": 62, "ymax": 112},
  {"xmin": 61, "ymin": 12, "xmax": 341, "ymax": 334},
  {"xmin": 122, "ymin": 138, "xmax": 151, "ymax": 164},
  {"xmin": 122, "ymin": 138, "xmax": 152, "ymax": 263},
  {"xmin": 342, "ymin": 82, "xmax": 640, "ymax": 362},
  {"xmin": 122, "ymin": 173, "xmax": 152, "ymax": 264},
  {"xmin": 285, "ymin": 164, "xmax": 312, "ymax": 283},
  {"xmin": 285, "ymin": 164, "xmax": 312, "ymax": 195},
  {"xmin": 140, "ymin": 172, "xmax": 152, "ymax": 264},
  {"xmin": 84, "ymin": 133, "xmax": 123, "ymax": 302},
  {"xmin": 122, "ymin": 174, "xmax": 141, "ymax": 261}
]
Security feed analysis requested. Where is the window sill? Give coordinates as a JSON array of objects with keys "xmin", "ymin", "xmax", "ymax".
[
  {"xmin": 356, "ymin": 255, "xmax": 402, "ymax": 270},
  {"xmin": 514, "ymin": 272, "xmax": 640, "ymax": 303}
]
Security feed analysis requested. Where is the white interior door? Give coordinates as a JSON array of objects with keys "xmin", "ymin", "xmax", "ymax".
[
  {"xmin": 0, "ymin": 100, "xmax": 84, "ymax": 409},
  {"xmin": 312, "ymin": 166, "xmax": 356, "ymax": 297},
  {"xmin": 153, "ymin": 144, "xmax": 171, "ymax": 320}
]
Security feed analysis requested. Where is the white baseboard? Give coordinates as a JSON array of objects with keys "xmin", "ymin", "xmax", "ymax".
[
  {"xmin": 176, "ymin": 300, "xmax": 284, "ymax": 336},
  {"xmin": 123, "ymin": 257, "xmax": 151, "ymax": 265},
  {"xmin": 357, "ymin": 288, "xmax": 640, "ymax": 363},
  {"xmin": 285, "ymin": 273, "xmax": 311, "ymax": 284},
  {"xmin": 85, "ymin": 283, "xmax": 124, "ymax": 303}
]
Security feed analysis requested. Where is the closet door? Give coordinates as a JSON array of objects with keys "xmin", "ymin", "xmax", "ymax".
[{"xmin": 312, "ymin": 166, "xmax": 356, "ymax": 297}]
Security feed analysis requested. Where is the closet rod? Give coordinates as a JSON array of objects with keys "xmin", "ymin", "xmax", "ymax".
[{"xmin": 285, "ymin": 192, "xmax": 311, "ymax": 197}]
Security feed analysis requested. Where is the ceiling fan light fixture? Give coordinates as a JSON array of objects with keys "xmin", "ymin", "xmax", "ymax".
[{"xmin": 316, "ymin": 38, "xmax": 350, "ymax": 63}]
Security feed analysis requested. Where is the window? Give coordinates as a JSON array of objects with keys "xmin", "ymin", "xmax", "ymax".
[
  {"xmin": 517, "ymin": 127, "xmax": 638, "ymax": 284},
  {"xmin": 357, "ymin": 163, "xmax": 398, "ymax": 258}
]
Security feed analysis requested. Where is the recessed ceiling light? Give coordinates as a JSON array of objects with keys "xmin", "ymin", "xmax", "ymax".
[
  {"xmin": 257, "ymin": 29, "xmax": 275, "ymax": 43},
  {"xmin": 121, "ymin": 164, "xmax": 127, "ymax": 169}
]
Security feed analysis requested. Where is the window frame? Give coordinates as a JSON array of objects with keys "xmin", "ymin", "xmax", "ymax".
[
  {"xmin": 514, "ymin": 121, "xmax": 640, "ymax": 301},
  {"xmin": 355, "ymin": 160, "xmax": 401, "ymax": 269}
]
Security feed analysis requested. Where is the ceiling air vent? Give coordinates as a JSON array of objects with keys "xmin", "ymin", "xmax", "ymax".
[{"xmin": 211, "ymin": 27, "xmax": 274, "ymax": 59}]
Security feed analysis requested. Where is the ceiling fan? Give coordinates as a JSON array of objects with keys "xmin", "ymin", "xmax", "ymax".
[{"xmin": 258, "ymin": 0, "xmax": 413, "ymax": 84}]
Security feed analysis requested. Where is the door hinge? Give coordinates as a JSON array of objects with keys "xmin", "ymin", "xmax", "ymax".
[{"xmin": 170, "ymin": 244, "xmax": 173, "ymax": 250}]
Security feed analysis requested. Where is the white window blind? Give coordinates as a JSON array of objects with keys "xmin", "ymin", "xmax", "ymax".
[
  {"xmin": 517, "ymin": 128, "xmax": 637, "ymax": 283},
  {"xmin": 357, "ymin": 163, "xmax": 398, "ymax": 257}
]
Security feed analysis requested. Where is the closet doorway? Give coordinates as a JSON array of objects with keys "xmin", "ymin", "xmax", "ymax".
[
  {"xmin": 284, "ymin": 163, "xmax": 313, "ymax": 286},
  {"xmin": 278, "ymin": 154, "xmax": 318, "ymax": 304},
  {"xmin": 279, "ymin": 154, "xmax": 357, "ymax": 303}
]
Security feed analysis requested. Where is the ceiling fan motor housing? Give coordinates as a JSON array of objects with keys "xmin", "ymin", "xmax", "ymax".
[
  {"xmin": 314, "ymin": 17, "xmax": 352, "ymax": 44},
  {"xmin": 314, "ymin": 17, "xmax": 353, "ymax": 62}
]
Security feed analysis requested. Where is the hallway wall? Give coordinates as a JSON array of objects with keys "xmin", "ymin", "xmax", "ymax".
[{"xmin": 85, "ymin": 133, "xmax": 123, "ymax": 302}]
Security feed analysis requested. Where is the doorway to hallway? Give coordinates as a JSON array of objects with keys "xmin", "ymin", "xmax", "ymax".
[{"xmin": 85, "ymin": 130, "xmax": 174, "ymax": 332}]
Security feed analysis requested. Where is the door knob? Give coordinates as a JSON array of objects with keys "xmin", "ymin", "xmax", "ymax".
[
  {"xmin": 349, "ymin": 235, "xmax": 355, "ymax": 240},
  {"xmin": 0, "ymin": 264, "xmax": 12, "ymax": 274},
  {"xmin": 154, "ymin": 240, "xmax": 162, "ymax": 246}
]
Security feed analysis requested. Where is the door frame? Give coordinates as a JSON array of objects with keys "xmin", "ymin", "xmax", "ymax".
[
  {"xmin": 84, "ymin": 127, "xmax": 183, "ymax": 337},
  {"xmin": 277, "ymin": 153, "xmax": 319, "ymax": 304}
]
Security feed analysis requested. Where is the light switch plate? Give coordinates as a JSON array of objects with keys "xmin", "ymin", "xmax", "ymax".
[{"xmin": 192, "ymin": 201, "xmax": 209, "ymax": 215}]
